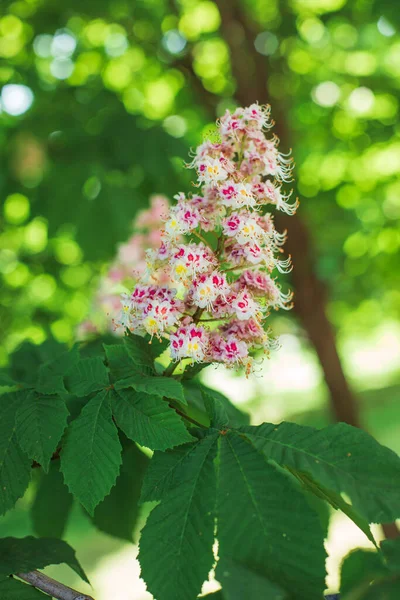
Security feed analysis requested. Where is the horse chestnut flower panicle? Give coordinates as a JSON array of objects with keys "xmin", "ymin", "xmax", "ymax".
[{"xmin": 115, "ymin": 103, "xmax": 297, "ymax": 372}]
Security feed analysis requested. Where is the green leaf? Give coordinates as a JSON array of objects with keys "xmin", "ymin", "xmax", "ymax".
[
  {"xmin": 104, "ymin": 344, "xmax": 134, "ymax": 381},
  {"xmin": 64, "ymin": 357, "xmax": 109, "ymax": 397},
  {"xmin": 340, "ymin": 548, "xmax": 390, "ymax": 599},
  {"xmin": 123, "ymin": 331, "xmax": 156, "ymax": 374},
  {"xmin": 139, "ymin": 433, "xmax": 218, "ymax": 600},
  {"xmin": 35, "ymin": 346, "xmax": 80, "ymax": 395},
  {"xmin": 0, "ymin": 372, "xmax": 16, "ymax": 387},
  {"xmin": 31, "ymin": 463, "xmax": 73, "ymax": 538},
  {"xmin": 112, "ymin": 389, "xmax": 193, "ymax": 451},
  {"xmin": 92, "ymin": 441, "xmax": 149, "ymax": 541},
  {"xmin": 202, "ymin": 391, "xmax": 229, "ymax": 428},
  {"xmin": 216, "ymin": 556, "xmax": 287, "ymax": 600},
  {"xmin": 0, "ymin": 392, "xmax": 31, "ymax": 516},
  {"xmin": 183, "ymin": 381, "xmax": 249, "ymax": 427},
  {"xmin": 0, "ymin": 578, "xmax": 46, "ymax": 598},
  {"xmin": 61, "ymin": 389, "xmax": 122, "ymax": 515},
  {"xmin": 16, "ymin": 393, "xmax": 69, "ymax": 472},
  {"xmin": 217, "ymin": 431, "xmax": 326, "ymax": 599},
  {"xmin": 240, "ymin": 422, "xmax": 400, "ymax": 523},
  {"xmin": 181, "ymin": 362, "xmax": 212, "ymax": 380},
  {"xmin": 0, "ymin": 537, "xmax": 88, "ymax": 583},
  {"xmin": 382, "ymin": 538, "xmax": 400, "ymax": 573},
  {"xmin": 289, "ymin": 469, "xmax": 376, "ymax": 546},
  {"xmin": 115, "ymin": 374, "xmax": 187, "ymax": 404},
  {"xmin": 140, "ymin": 441, "xmax": 201, "ymax": 504}
]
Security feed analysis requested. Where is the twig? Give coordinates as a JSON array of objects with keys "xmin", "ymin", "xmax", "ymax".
[{"xmin": 16, "ymin": 571, "xmax": 94, "ymax": 600}]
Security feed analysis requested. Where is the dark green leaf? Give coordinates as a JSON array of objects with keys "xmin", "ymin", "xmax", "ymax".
[
  {"xmin": 0, "ymin": 537, "xmax": 88, "ymax": 583},
  {"xmin": 123, "ymin": 331, "xmax": 156, "ymax": 374},
  {"xmin": 112, "ymin": 389, "xmax": 193, "ymax": 451},
  {"xmin": 289, "ymin": 469, "xmax": 376, "ymax": 546},
  {"xmin": 104, "ymin": 344, "xmax": 134, "ymax": 381},
  {"xmin": 216, "ymin": 556, "xmax": 287, "ymax": 600},
  {"xmin": 218, "ymin": 431, "xmax": 326, "ymax": 599},
  {"xmin": 35, "ymin": 346, "xmax": 80, "ymax": 395},
  {"xmin": 202, "ymin": 391, "xmax": 229, "ymax": 428},
  {"xmin": 16, "ymin": 393, "xmax": 69, "ymax": 472},
  {"xmin": 139, "ymin": 433, "xmax": 218, "ymax": 600},
  {"xmin": 340, "ymin": 548, "xmax": 390, "ymax": 599},
  {"xmin": 31, "ymin": 464, "xmax": 73, "ymax": 539},
  {"xmin": 0, "ymin": 578, "xmax": 46, "ymax": 598},
  {"xmin": 140, "ymin": 441, "xmax": 201, "ymax": 504},
  {"xmin": 115, "ymin": 374, "xmax": 187, "ymax": 404},
  {"xmin": 184, "ymin": 382, "xmax": 249, "ymax": 427},
  {"xmin": 61, "ymin": 389, "xmax": 122, "ymax": 515},
  {"xmin": 181, "ymin": 363, "xmax": 211, "ymax": 380},
  {"xmin": 382, "ymin": 538, "xmax": 400, "ymax": 573},
  {"xmin": 0, "ymin": 372, "xmax": 16, "ymax": 387},
  {"xmin": 92, "ymin": 442, "xmax": 149, "ymax": 541},
  {"xmin": 0, "ymin": 392, "xmax": 31, "ymax": 516},
  {"xmin": 241, "ymin": 422, "xmax": 400, "ymax": 523},
  {"xmin": 64, "ymin": 357, "xmax": 109, "ymax": 397}
]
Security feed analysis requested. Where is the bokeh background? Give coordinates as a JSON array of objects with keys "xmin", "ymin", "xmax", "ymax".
[{"xmin": 1, "ymin": 0, "xmax": 400, "ymax": 596}]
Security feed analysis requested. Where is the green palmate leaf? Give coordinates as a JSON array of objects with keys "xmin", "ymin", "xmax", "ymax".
[
  {"xmin": 216, "ymin": 556, "xmax": 287, "ymax": 600},
  {"xmin": 31, "ymin": 463, "xmax": 73, "ymax": 539},
  {"xmin": 201, "ymin": 592, "xmax": 224, "ymax": 599},
  {"xmin": 139, "ymin": 433, "xmax": 219, "ymax": 600},
  {"xmin": 181, "ymin": 362, "xmax": 212, "ymax": 380},
  {"xmin": 115, "ymin": 374, "xmax": 187, "ymax": 404},
  {"xmin": 140, "ymin": 441, "xmax": 201, "ymax": 504},
  {"xmin": 0, "ymin": 578, "xmax": 46, "ymax": 598},
  {"xmin": 35, "ymin": 346, "xmax": 80, "ymax": 395},
  {"xmin": 340, "ymin": 549, "xmax": 387, "ymax": 596},
  {"xmin": 202, "ymin": 391, "xmax": 229, "ymax": 429},
  {"xmin": 217, "ymin": 432, "xmax": 326, "ymax": 599},
  {"xmin": 382, "ymin": 538, "xmax": 400, "ymax": 573},
  {"xmin": 61, "ymin": 389, "xmax": 122, "ymax": 515},
  {"xmin": 0, "ymin": 392, "xmax": 31, "ymax": 516},
  {"xmin": 147, "ymin": 336, "xmax": 170, "ymax": 361},
  {"xmin": 92, "ymin": 441, "xmax": 149, "ymax": 541},
  {"xmin": 240, "ymin": 422, "xmax": 400, "ymax": 523},
  {"xmin": 123, "ymin": 331, "xmax": 156, "ymax": 374},
  {"xmin": 112, "ymin": 389, "xmax": 193, "ymax": 451},
  {"xmin": 64, "ymin": 357, "xmax": 109, "ymax": 397},
  {"xmin": 0, "ymin": 371, "xmax": 16, "ymax": 387},
  {"xmin": 290, "ymin": 469, "xmax": 376, "ymax": 546},
  {"xmin": 0, "ymin": 537, "xmax": 88, "ymax": 582},
  {"xmin": 16, "ymin": 393, "xmax": 69, "ymax": 472},
  {"xmin": 183, "ymin": 381, "xmax": 250, "ymax": 427},
  {"xmin": 104, "ymin": 344, "xmax": 135, "ymax": 381}
]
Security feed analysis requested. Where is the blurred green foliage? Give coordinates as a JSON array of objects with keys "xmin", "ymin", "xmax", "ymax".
[{"xmin": 1, "ymin": 0, "xmax": 400, "ymax": 366}]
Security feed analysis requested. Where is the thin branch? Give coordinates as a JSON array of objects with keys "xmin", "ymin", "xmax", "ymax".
[{"xmin": 16, "ymin": 571, "xmax": 94, "ymax": 600}]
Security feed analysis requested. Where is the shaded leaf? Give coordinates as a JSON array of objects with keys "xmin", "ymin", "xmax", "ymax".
[
  {"xmin": 61, "ymin": 389, "xmax": 122, "ymax": 515},
  {"xmin": 112, "ymin": 389, "xmax": 193, "ymax": 451},
  {"xmin": 115, "ymin": 374, "xmax": 187, "ymax": 404},
  {"xmin": 140, "ymin": 441, "xmax": 200, "ymax": 504},
  {"xmin": 216, "ymin": 556, "xmax": 287, "ymax": 600},
  {"xmin": 35, "ymin": 346, "xmax": 80, "ymax": 395},
  {"xmin": 16, "ymin": 393, "xmax": 69, "ymax": 472},
  {"xmin": 0, "ymin": 537, "xmax": 88, "ymax": 582},
  {"xmin": 123, "ymin": 331, "xmax": 156, "ymax": 374},
  {"xmin": 218, "ymin": 431, "xmax": 326, "ymax": 599},
  {"xmin": 241, "ymin": 422, "xmax": 400, "ymax": 523},
  {"xmin": 31, "ymin": 463, "xmax": 73, "ymax": 539},
  {"xmin": 0, "ymin": 392, "xmax": 31, "ymax": 516},
  {"xmin": 64, "ymin": 357, "xmax": 109, "ymax": 397},
  {"xmin": 92, "ymin": 442, "xmax": 149, "ymax": 541},
  {"xmin": 0, "ymin": 578, "xmax": 46, "ymax": 598},
  {"xmin": 139, "ymin": 433, "xmax": 218, "ymax": 600},
  {"xmin": 104, "ymin": 344, "xmax": 134, "ymax": 381},
  {"xmin": 202, "ymin": 391, "xmax": 229, "ymax": 429}
]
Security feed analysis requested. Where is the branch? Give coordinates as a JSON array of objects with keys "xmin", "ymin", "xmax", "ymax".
[{"xmin": 16, "ymin": 571, "xmax": 95, "ymax": 600}]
